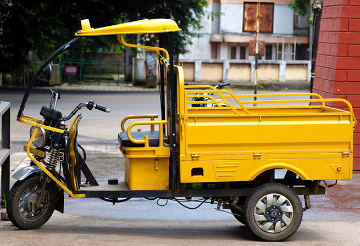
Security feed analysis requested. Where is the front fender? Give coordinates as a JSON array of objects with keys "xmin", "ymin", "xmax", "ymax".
[
  {"xmin": 12, "ymin": 166, "xmax": 64, "ymax": 213},
  {"xmin": 12, "ymin": 166, "xmax": 43, "ymax": 181}
]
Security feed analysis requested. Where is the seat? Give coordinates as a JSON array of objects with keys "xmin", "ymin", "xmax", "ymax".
[{"xmin": 118, "ymin": 131, "xmax": 169, "ymax": 147}]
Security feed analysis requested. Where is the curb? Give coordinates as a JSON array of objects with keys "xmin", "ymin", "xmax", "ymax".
[{"xmin": 1, "ymin": 208, "xmax": 9, "ymax": 221}]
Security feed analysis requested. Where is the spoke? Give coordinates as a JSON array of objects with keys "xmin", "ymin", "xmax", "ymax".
[
  {"xmin": 282, "ymin": 213, "xmax": 292, "ymax": 225},
  {"xmin": 261, "ymin": 222, "xmax": 273, "ymax": 232},
  {"xmin": 266, "ymin": 194, "xmax": 274, "ymax": 207},
  {"xmin": 274, "ymin": 195, "xmax": 287, "ymax": 206},
  {"xmin": 255, "ymin": 214, "xmax": 267, "ymax": 222},
  {"xmin": 256, "ymin": 201, "xmax": 266, "ymax": 214},
  {"xmin": 280, "ymin": 205, "xmax": 293, "ymax": 213},
  {"xmin": 274, "ymin": 221, "xmax": 282, "ymax": 233}
]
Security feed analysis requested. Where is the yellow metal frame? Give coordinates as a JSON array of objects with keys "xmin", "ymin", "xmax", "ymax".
[
  {"xmin": 117, "ymin": 34, "xmax": 169, "ymax": 65},
  {"xmin": 17, "ymin": 115, "xmax": 85, "ymax": 198},
  {"xmin": 120, "ymin": 114, "xmax": 167, "ymax": 149},
  {"xmin": 121, "ymin": 114, "xmax": 159, "ymax": 132}
]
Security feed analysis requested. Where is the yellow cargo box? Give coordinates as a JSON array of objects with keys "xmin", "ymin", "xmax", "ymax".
[
  {"xmin": 173, "ymin": 65, "xmax": 356, "ymax": 184},
  {"xmin": 123, "ymin": 147, "xmax": 170, "ymax": 190}
]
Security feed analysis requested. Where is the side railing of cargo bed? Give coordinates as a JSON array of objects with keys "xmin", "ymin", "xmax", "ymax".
[{"xmin": 181, "ymin": 84, "xmax": 356, "ymax": 126}]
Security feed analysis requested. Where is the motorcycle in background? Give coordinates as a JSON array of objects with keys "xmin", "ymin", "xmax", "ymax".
[{"xmin": 191, "ymin": 82, "xmax": 230, "ymax": 107}]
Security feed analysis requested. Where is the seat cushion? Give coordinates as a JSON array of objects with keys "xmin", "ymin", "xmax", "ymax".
[{"xmin": 118, "ymin": 131, "xmax": 169, "ymax": 147}]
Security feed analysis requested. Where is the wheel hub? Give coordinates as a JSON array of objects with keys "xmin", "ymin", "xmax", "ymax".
[
  {"xmin": 24, "ymin": 193, "xmax": 40, "ymax": 214},
  {"xmin": 265, "ymin": 205, "xmax": 283, "ymax": 222}
]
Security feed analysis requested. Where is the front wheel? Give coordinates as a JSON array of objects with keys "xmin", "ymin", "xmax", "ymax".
[
  {"xmin": 7, "ymin": 175, "xmax": 57, "ymax": 229},
  {"xmin": 243, "ymin": 183, "xmax": 303, "ymax": 241}
]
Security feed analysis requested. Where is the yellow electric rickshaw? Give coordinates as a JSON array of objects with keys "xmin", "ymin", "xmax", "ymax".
[{"xmin": 6, "ymin": 19, "xmax": 356, "ymax": 241}]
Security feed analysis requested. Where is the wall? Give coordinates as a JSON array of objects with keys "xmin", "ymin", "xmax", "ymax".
[
  {"xmin": 229, "ymin": 63, "xmax": 251, "ymax": 81},
  {"xmin": 182, "ymin": 59, "xmax": 311, "ymax": 83},
  {"xmin": 179, "ymin": 0, "xmax": 296, "ymax": 61},
  {"xmin": 312, "ymin": 0, "xmax": 360, "ymax": 173}
]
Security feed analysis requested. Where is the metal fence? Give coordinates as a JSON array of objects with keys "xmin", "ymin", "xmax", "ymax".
[{"xmin": 59, "ymin": 59, "xmax": 129, "ymax": 85}]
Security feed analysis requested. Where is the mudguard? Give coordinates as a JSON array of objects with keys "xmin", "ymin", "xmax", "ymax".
[{"xmin": 12, "ymin": 166, "xmax": 42, "ymax": 181}]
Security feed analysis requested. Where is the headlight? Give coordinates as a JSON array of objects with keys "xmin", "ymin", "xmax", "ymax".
[{"xmin": 30, "ymin": 126, "xmax": 47, "ymax": 148}]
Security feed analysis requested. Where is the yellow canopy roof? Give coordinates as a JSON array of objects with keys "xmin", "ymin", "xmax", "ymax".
[{"xmin": 76, "ymin": 18, "xmax": 181, "ymax": 36}]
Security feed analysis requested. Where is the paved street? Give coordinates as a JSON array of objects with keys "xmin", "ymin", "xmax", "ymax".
[{"xmin": 1, "ymin": 89, "xmax": 360, "ymax": 245}]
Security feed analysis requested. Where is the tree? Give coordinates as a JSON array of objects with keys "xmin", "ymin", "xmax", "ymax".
[
  {"xmin": 0, "ymin": 0, "xmax": 209, "ymax": 81},
  {"xmin": 289, "ymin": 0, "xmax": 311, "ymax": 17}
]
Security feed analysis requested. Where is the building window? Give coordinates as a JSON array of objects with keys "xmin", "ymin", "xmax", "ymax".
[
  {"xmin": 265, "ymin": 45, "xmax": 272, "ymax": 60},
  {"xmin": 240, "ymin": 47, "xmax": 246, "ymax": 59},
  {"xmin": 211, "ymin": 43, "xmax": 218, "ymax": 59},
  {"xmin": 277, "ymin": 45, "xmax": 282, "ymax": 60},
  {"xmin": 230, "ymin": 46, "xmax": 237, "ymax": 59}
]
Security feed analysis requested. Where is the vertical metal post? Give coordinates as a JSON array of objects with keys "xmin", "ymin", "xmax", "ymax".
[
  {"xmin": 254, "ymin": 2, "xmax": 260, "ymax": 103},
  {"xmin": 311, "ymin": 7, "xmax": 321, "ymax": 93},
  {"xmin": 1, "ymin": 104, "xmax": 10, "ymax": 202},
  {"xmin": 159, "ymin": 34, "xmax": 166, "ymax": 125},
  {"xmin": 169, "ymin": 32, "xmax": 177, "ymax": 190},
  {"xmin": 2, "ymin": 108, "xmax": 10, "ymax": 149}
]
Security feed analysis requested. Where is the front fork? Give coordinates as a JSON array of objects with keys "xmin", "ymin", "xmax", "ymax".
[{"xmin": 35, "ymin": 174, "xmax": 52, "ymax": 208}]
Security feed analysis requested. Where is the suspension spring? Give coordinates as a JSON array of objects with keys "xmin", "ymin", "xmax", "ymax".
[{"xmin": 47, "ymin": 148, "xmax": 60, "ymax": 171}]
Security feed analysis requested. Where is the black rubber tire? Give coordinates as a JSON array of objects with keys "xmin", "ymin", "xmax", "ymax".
[
  {"xmin": 231, "ymin": 208, "xmax": 245, "ymax": 225},
  {"xmin": 7, "ymin": 175, "xmax": 56, "ymax": 229},
  {"xmin": 243, "ymin": 183, "xmax": 303, "ymax": 242}
]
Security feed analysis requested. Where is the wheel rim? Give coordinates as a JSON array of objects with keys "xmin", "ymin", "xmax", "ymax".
[
  {"xmin": 18, "ymin": 184, "xmax": 49, "ymax": 221},
  {"xmin": 253, "ymin": 193, "xmax": 293, "ymax": 234}
]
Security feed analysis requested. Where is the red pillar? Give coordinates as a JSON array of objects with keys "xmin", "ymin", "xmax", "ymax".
[{"xmin": 313, "ymin": 0, "xmax": 360, "ymax": 173}]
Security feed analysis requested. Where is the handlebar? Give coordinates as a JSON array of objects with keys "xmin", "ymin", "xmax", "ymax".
[
  {"xmin": 216, "ymin": 82, "xmax": 231, "ymax": 89},
  {"xmin": 61, "ymin": 101, "xmax": 110, "ymax": 121},
  {"xmin": 46, "ymin": 88, "xmax": 60, "ymax": 110}
]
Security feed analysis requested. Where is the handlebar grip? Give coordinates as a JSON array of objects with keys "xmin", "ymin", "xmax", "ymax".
[{"xmin": 95, "ymin": 104, "xmax": 111, "ymax": 113}]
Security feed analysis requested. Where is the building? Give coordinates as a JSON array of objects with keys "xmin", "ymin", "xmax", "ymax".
[{"xmin": 177, "ymin": 0, "xmax": 312, "ymax": 84}]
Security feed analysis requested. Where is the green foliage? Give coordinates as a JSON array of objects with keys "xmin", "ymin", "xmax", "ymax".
[
  {"xmin": 1, "ymin": 194, "xmax": 6, "ymax": 209},
  {"xmin": 289, "ymin": 0, "xmax": 310, "ymax": 16},
  {"xmin": 308, "ymin": 17, "xmax": 314, "ymax": 25},
  {"xmin": 0, "ymin": 0, "xmax": 209, "ymax": 74}
]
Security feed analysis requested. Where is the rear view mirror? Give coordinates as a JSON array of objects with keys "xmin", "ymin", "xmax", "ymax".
[{"xmin": 43, "ymin": 65, "xmax": 52, "ymax": 80}]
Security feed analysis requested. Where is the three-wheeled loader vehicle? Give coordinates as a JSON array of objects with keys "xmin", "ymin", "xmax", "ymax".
[{"xmin": 7, "ymin": 19, "xmax": 356, "ymax": 241}]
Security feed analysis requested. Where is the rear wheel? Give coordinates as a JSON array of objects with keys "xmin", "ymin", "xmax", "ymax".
[
  {"xmin": 7, "ymin": 175, "xmax": 57, "ymax": 229},
  {"xmin": 243, "ymin": 183, "xmax": 302, "ymax": 241}
]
